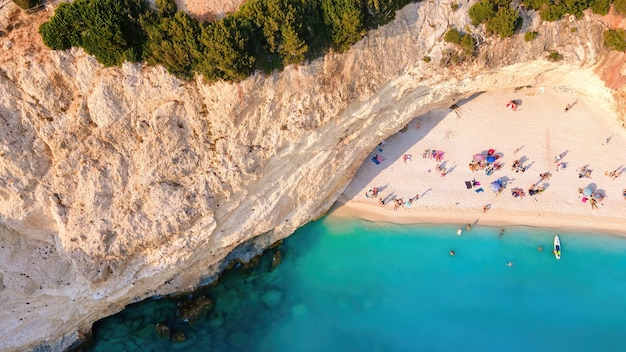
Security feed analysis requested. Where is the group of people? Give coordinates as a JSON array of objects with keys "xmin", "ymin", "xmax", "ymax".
[{"xmin": 423, "ymin": 149, "xmax": 445, "ymax": 162}]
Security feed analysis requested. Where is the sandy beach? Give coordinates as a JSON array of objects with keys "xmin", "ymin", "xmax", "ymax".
[{"xmin": 330, "ymin": 86, "xmax": 626, "ymax": 235}]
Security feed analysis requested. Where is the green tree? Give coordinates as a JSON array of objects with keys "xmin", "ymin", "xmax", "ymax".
[
  {"xmin": 198, "ymin": 17, "xmax": 256, "ymax": 82},
  {"xmin": 444, "ymin": 28, "xmax": 463, "ymax": 45},
  {"xmin": 590, "ymin": 0, "xmax": 610, "ymax": 14},
  {"xmin": 141, "ymin": 11, "xmax": 204, "ymax": 78},
  {"xmin": 524, "ymin": 31, "xmax": 538, "ymax": 42},
  {"xmin": 539, "ymin": 4, "xmax": 566, "ymax": 22},
  {"xmin": 39, "ymin": 2, "xmax": 83, "ymax": 50},
  {"xmin": 321, "ymin": 0, "xmax": 365, "ymax": 52},
  {"xmin": 615, "ymin": 0, "xmax": 626, "ymax": 15},
  {"xmin": 486, "ymin": 6, "xmax": 520, "ymax": 38},
  {"xmin": 460, "ymin": 33, "xmax": 476, "ymax": 55},
  {"xmin": 39, "ymin": 0, "xmax": 146, "ymax": 66},
  {"xmin": 155, "ymin": 0, "xmax": 177, "ymax": 17},
  {"xmin": 521, "ymin": 0, "xmax": 549, "ymax": 10},
  {"xmin": 468, "ymin": 0, "xmax": 496, "ymax": 25},
  {"xmin": 604, "ymin": 29, "xmax": 626, "ymax": 51},
  {"xmin": 280, "ymin": 24, "xmax": 309, "ymax": 65}
]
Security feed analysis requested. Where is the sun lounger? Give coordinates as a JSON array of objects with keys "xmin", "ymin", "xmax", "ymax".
[{"xmin": 371, "ymin": 157, "xmax": 380, "ymax": 165}]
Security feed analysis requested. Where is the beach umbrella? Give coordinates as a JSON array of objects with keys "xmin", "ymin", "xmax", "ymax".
[
  {"xmin": 474, "ymin": 153, "xmax": 485, "ymax": 161},
  {"xmin": 582, "ymin": 187, "xmax": 593, "ymax": 196},
  {"xmin": 490, "ymin": 180, "xmax": 502, "ymax": 192},
  {"xmin": 486, "ymin": 155, "xmax": 497, "ymax": 163},
  {"xmin": 592, "ymin": 192, "xmax": 603, "ymax": 200}
]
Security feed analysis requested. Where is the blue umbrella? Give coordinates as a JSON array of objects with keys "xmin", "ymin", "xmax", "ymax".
[
  {"xmin": 582, "ymin": 187, "xmax": 593, "ymax": 196},
  {"xmin": 486, "ymin": 155, "xmax": 497, "ymax": 163},
  {"xmin": 490, "ymin": 180, "xmax": 502, "ymax": 192}
]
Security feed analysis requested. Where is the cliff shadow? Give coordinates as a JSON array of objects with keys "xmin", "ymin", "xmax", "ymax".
[{"xmin": 337, "ymin": 106, "xmax": 452, "ymax": 201}]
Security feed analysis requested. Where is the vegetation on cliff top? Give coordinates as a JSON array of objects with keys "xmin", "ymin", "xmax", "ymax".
[{"xmin": 39, "ymin": 0, "xmax": 414, "ymax": 82}]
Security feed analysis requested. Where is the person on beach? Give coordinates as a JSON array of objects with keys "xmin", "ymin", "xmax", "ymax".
[
  {"xmin": 378, "ymin": 198, "xmax": 385, "ymax": 206},
  {"xmin": 565, "ymin": 103, "xmax": 572, "ymax": 112},
  {"xmin": 483, "ymin": 204, "xmax": 491, "ymax": 213},
  {"xmin": 466, "ymin": 223, "xmax": 471, "ymax": 231},
  {"xmin": 554, "ymin": 154, "xmax": 561, "ymax": 163}
]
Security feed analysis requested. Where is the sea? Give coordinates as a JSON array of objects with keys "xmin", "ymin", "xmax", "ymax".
[{"xmin": 80, "ymin": 217, "xmax": 626, "ymax": 352}]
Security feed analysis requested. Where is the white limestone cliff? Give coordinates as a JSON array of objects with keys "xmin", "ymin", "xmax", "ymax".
[{"xmin": 0, "ymin": 1, "xmax": 624, "ymax": 350}]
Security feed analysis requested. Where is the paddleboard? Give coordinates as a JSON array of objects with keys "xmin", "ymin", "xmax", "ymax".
[{"xmin": 553, "ymin": 235, "xmax": 561, "ymax": 260}]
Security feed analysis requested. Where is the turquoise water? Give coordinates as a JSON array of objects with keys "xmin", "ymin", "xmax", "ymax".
[{"xmin": 83, "ymin": 218, "xmax": 626, "ymax": 351}]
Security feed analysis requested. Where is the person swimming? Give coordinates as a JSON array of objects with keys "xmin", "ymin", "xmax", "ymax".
[
  {"xmin": 506, "ymin": 262, "xmax": 513, "ymax": 267},
  {"xmin": 449, "ymin": 250, "xmax": 455, "ymax": 256}
]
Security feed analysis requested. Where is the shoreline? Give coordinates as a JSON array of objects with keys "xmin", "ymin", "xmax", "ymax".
[
  {"xmin": 329, "ymin": 198, "xmax": 626, "ymax": 237},
  {"xmin": 328, "ymin": 86, "xmax": 626, "ymax": 237}
]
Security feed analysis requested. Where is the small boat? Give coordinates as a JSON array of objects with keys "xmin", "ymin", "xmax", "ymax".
[{"xmin": 553, "ymin": 235, "xmax": 561, "ymax": 260}]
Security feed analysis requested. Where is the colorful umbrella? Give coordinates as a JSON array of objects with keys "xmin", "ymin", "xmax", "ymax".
[
  {"xmin": 490, "ymin": 180, "xmax": 502, "ymax": 192},
  {"xmin": 486, "ymin": 155, "xmax": 497, "ymax": 163},
  {"xmin": 582, "ymin": 187, "xmax": 593, "ymax": 196},
  {"xmin": 474, "ymin": 153, "xmax": 485, "ymax": 160}
]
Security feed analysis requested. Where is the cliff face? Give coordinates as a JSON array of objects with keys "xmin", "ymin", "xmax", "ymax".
[{"xmin": 0, "ymin": 1, "xmax": 623, "ymax": 350}]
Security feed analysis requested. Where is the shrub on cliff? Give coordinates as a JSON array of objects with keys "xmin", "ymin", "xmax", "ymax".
[
  {"xmin": 604, "ymin": 29, "xmax": 626, "ymax": 52},
  {"xmin": 614, "ymin": 0, "xmax": 626, "ymax": 15},
  {"xmin": 39, "ymin": 0, "xmax": 147, "ymax": 66},
  {"xmin": 444, "ymin": 28, "xmax": 476, "ymax": 55},
  {"xmin": 40, "ymin": 0, "xmax": 417, "ymax": 82},
  {"xmin": 468, "ymin": 0, "xmax": 496, "ymax": 25},
  {"xmin": 590, "ymin": 0, "xmax": 610, "ymax": 15},
  {"xmin": 539, "ymin": 4, "xmax": 566, "ymax": 22},
  {"xmin": 524, "ymin": 31, "xmax": 538, "ymax": 42},
  {"xmin": 12, "ymin": 0, "xmax": 40, "ymax": 11},
  {"xmin": 469, "ymin": 0, "xmax": 519, "ymax": 38},
  {"xmin": 140, "ymin": 11, "xmax": 204, "ymax": 79},
  {"xmin": 486, "ymin": 6, "xmax": 520, "ymax": 38},
  {"xmin": 444, "ymin": 28, "xmax": 463, "ymax": 45}
]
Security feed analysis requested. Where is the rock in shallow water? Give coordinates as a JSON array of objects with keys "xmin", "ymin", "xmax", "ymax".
[
  {"xmin": 176, "ymin": 296, "xmax": 213, "ymax": 323},
  {"xmin": 155, "ymin": 322, "xmax": 170, "ymax": 338}
]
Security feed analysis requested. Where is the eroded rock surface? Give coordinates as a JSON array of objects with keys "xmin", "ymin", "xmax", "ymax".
[{"xmin": 0, "ymin": 1, "xmax": 624, "ymax": 350}]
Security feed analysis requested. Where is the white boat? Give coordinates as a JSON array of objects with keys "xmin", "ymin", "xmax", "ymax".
[{"xmin": 553, "ymin": 235, "xmax": 561, "ymax": 260}]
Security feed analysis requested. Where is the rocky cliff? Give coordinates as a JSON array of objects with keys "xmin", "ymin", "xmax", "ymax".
[{"xmin": 0, "ymin": 1, "xmax": 624, "ymax": 350}]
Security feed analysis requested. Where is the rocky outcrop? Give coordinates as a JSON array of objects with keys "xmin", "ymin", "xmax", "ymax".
[{"xmin": 0, "ymin": 1, "xmax": 624, "ymax": 351}]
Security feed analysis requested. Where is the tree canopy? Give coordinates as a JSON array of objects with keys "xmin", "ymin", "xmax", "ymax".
[{"xmin": 39, "ymin": 0, "xmax": 418, "ymax": 82}]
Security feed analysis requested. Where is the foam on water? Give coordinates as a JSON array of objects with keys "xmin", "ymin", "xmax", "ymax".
[{"xmin": 83, "ymin": 218, "xmax": 626, "ymax": 352}]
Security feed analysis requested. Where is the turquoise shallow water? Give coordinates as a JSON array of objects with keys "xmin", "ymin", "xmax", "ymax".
[{"xmin": 83, "ymin": 218, "xmax": 626, "ymax": 352}]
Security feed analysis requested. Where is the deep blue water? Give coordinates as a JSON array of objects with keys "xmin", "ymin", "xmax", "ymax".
[{"xmin": 83, "ymin": 218, "xmax": 626, "ymax": 352}]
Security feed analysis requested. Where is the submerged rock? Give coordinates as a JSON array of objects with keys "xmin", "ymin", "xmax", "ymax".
[
  {"xmin": 271, "ymin": 250, "xmax": 282, "ymax": 271},
  {"xmin": 176, "ymin": 296, "xmax": 214, "ymax": 323},
  {"xmin": 261, "ymin": 290, "xmax": 282, "ymax": 309},
  {"xmin": 155, "ymin": 323, "xmax": 170, "ymax": 339},
  {"xmin": 171, "ymin": 330, "xmax": 186, "ymax": 342}
]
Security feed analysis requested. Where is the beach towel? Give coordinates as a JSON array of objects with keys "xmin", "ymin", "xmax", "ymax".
[
  {"xmin": 371, "ymin": 157, "xmax": 380, "ymax": 165},
  {"xmin": 582, "ymin": 197, "xmax": 588, "ymax": 203},
  {"xmin": 475, "ymin": 187, "xmax": 484, "ymax": 193},
  {"xmin": 465, "ymin": 181, "xmax": 472, "ymax": 189}
]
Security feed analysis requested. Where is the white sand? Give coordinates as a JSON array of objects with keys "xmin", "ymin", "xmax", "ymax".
[{"xmin": 330, "ymin": 87, "xmax": 626, "ymax": 235}]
